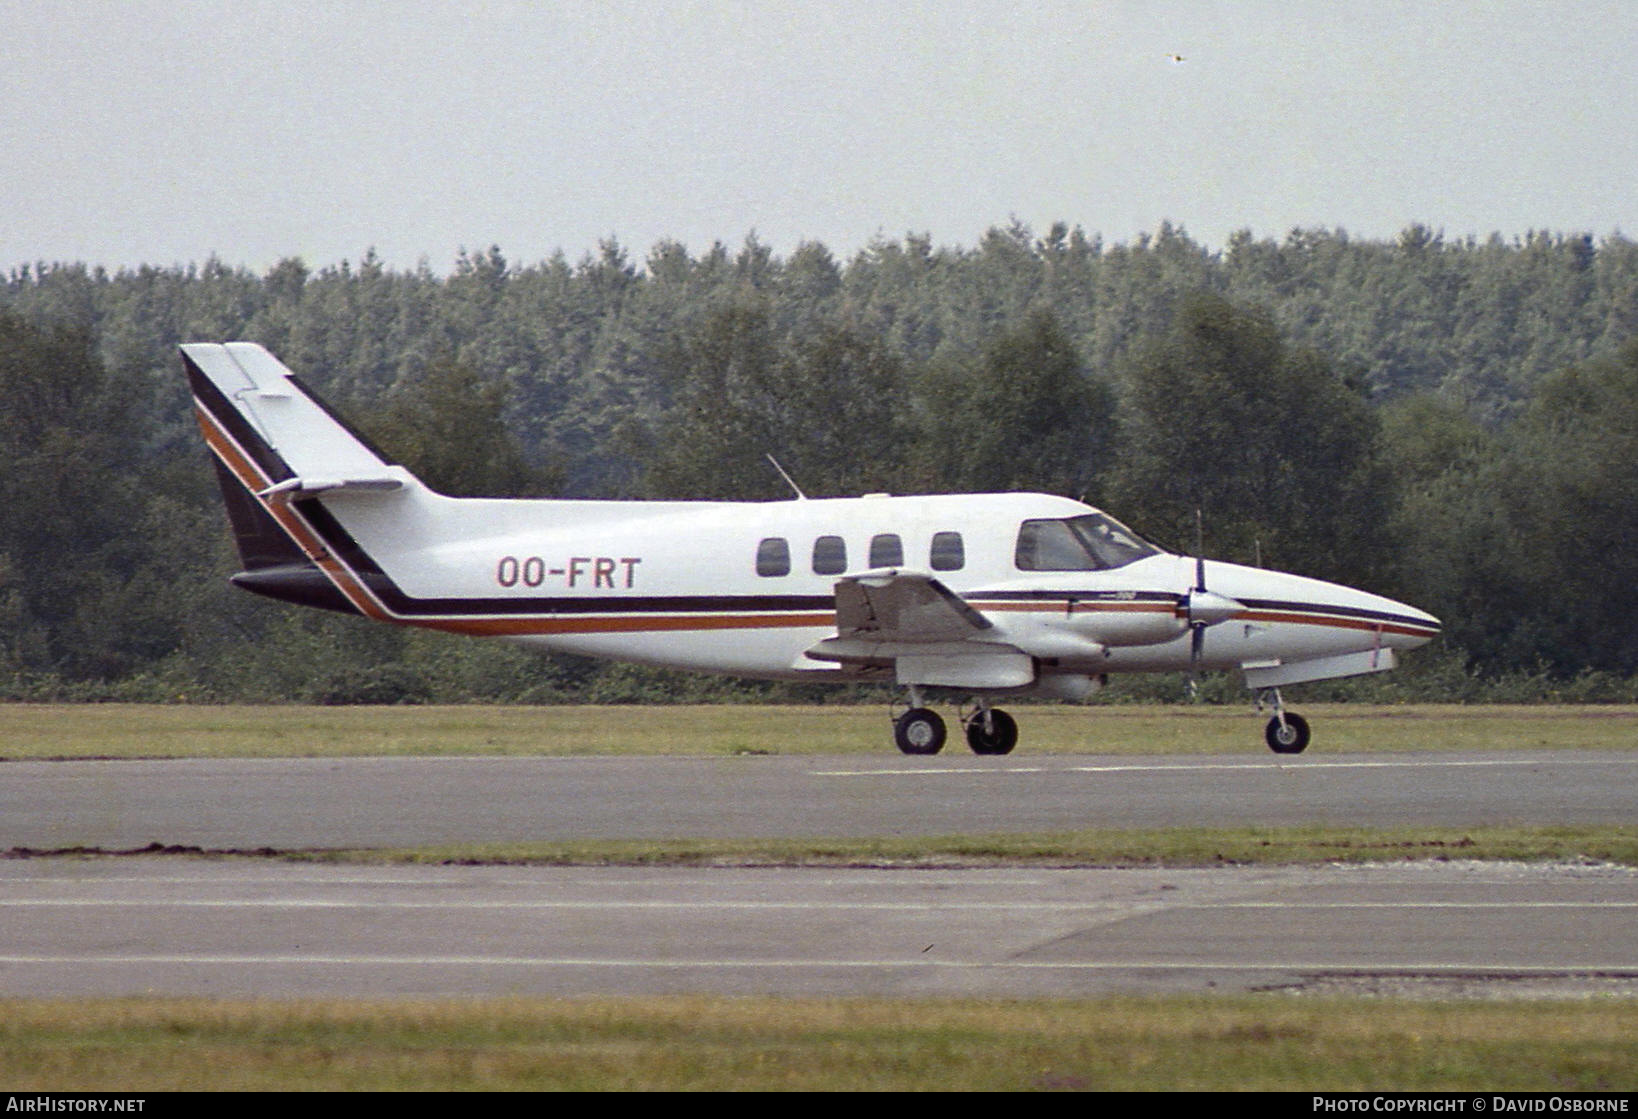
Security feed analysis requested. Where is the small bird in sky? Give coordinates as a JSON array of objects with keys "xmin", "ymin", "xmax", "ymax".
[{"xmin": 1167, "ymin": 53, "xmax": 1186, "ymax": 63}]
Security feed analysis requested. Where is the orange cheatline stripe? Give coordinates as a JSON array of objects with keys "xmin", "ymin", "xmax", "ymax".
[
  {"xmin": 419, "ymin": 613, "xmax": 835, "ymax": 637},
  {"xmin": 198, "ymin": 401, "xmax": 1438, "ymax": 642},
  {"xmin": 974, "ymin": 597, "xmax": 1435, "ymax": 638},
  {"xmin": 195, "ymin": 401, "xmax": 393, "ymax": 622},
  {"xmin": 973, "ymin": 600, "xmax": 1175, "ymax": 615},
  {"xmin": 199, "ymin": 400, "xmax": 836, "ymax": 637},
  {"xmin": 1236, "ymin": 609, "xmax": 1435, "ymax": 638}
]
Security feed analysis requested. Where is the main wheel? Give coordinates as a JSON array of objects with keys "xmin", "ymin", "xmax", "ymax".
[
  {"xmin": 964, "ymin": 708, "xmax": 1018, "ymax": 755},
  {"xmin": 894, "ymin": 707, "xmax": 947, "ymax": 755},
  {"xmin": 1265, "ymin": 712, "xmax": 1311, "ymax": 754}
]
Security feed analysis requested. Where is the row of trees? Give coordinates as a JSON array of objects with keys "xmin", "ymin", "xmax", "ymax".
[{"xmin": 3, "ymin": 222, "xmax": 1638, "ymax": 703}]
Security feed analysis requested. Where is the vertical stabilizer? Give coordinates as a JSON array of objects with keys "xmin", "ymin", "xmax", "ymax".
[
  {"xmin": 181, "ymin": 342, "xmax": 400, "ymax": 484},
  {"xmin": 184, "ymin": 343, "xmax": 414, "ymax": 615}
]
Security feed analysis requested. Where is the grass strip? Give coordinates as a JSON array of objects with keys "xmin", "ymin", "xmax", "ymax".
[
  {"xmin": 10, "ymin": 825, "xmax": 1637, "ymax": 867},
  {"xmin": 3, "ymin": 994, "xmax": 1635, "ymax": 1091},
  {"xmin": 4, "ymin": 702, "xmax": 1638, "ymax": 759}
]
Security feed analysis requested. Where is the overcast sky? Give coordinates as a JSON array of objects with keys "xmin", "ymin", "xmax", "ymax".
[{"xmin": 5, "ymin": 0, "xmax": 1636, "ymax": 275}]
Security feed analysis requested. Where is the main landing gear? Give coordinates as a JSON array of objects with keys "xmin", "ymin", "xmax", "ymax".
[
  {"xmin": 891, "ymin": 691, "xmax": 1018, "ymax": 756},
  {"xmin": 890, "ymin": 687, "xmax": 1313, "ymax": 756},
  {"xmin": 1256, "ymin": 687, "xmax": 1311, "ymax": 754},
  {"xmin": 893, "ymin": 706, "xmax": 947, "ymax": 755}
]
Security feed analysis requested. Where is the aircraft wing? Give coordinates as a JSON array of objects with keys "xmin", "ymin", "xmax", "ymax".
[{"xmin": 803, "ymin": 570, "xmax": 1034, "ymax": 689}]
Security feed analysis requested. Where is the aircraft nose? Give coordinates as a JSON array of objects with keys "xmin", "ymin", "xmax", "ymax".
[{"xmin": 1377, "ymin": 593, "xmax": 1441, "ymax": 646}]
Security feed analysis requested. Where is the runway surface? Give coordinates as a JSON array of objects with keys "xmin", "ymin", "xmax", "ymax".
[
  {"xmin": 2, "ymin": 858, "xmax": 1636, "ymax": 998},
  {"xmin": 3, "ymin": 750, "xmax": 1635, "ymax": 999},
  {"xmin": 3, "ymin": 751, "xmax": 1635, "ymax": 850}
]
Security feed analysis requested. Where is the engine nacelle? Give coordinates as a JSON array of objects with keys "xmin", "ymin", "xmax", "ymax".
[{"xmin": 1075, "ymin": 602, "xmax": 1189, "ymax": 648}]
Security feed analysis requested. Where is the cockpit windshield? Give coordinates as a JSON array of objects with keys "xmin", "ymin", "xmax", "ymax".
[{"xmin": 1015, "ymin": 513, "xmax": 1162, "ymax": 571}]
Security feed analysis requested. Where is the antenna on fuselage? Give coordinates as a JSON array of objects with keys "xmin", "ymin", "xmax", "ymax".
[{"xmin": 765, "ymin": 454, "xmax": 808, "ymax": 500}]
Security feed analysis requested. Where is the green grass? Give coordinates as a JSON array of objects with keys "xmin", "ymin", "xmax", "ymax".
[
  {"xmin": 5, "ymin": 701, "xmax": 1638, "ymax": 759},
  {"xmin": 3, "ymin": 995, "xmax": 1634, "ymax": 1091},
  {"xmin": 21, "ymin": 824, "xmax": 1638, "ymax": 869},
  {"xmin": 246, "ymin": 824, "xmax": 1635, "ymax": 869},
  {"xmin": 7, "ymin": 704, "xmax": 1638, "ymax": 1091}
]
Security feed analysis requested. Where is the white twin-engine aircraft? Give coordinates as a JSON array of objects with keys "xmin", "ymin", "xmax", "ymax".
[{"xmin": 183, "ymin": 342, "xmax": 1441, "ymax": 756}]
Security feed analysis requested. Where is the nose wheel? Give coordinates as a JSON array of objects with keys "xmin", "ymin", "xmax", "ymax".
[
  {"xmin": 1260, "ymin": 691, "xmax": 1311, "ymax": 753},
  {"xmin": 1265, "ymin": 712, "xmax": 1310, "ymax": 753},
  {"xmin": 1255, "ymin": 687, "xmax": 1311, "ymax": 754}
]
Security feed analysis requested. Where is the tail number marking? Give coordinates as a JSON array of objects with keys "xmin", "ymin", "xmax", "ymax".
[{"xmin": 496, "ymin": 556, "xmax": 642, "ymax": 590}]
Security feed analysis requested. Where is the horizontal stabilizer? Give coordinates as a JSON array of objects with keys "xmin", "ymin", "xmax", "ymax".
[{"xmin": 258, "ymin": 476, "xmax": 404, "ymax": 507}]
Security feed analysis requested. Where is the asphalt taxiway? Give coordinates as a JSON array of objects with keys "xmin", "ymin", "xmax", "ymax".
[
  {"xmin": 2, "ymin": 750, "xmax": 1635, "ymax": 998},
  {"xmin": 3, "ymin": 858, "xmax": 1636, "ymax": 999},
  {"xmin": 3, "ymin": 751, "xmax": 1634, "ymax": 850}
]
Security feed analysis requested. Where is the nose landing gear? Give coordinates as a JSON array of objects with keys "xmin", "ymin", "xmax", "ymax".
[{"xmin": 1256, "ymin": 687, "xmax": 1311, "ymax": 754}]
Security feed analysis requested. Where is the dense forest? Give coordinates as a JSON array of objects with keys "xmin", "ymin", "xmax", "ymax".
[{"xmin": 4, "ymin": 221, "xmax": 1638, "ymax": 704}]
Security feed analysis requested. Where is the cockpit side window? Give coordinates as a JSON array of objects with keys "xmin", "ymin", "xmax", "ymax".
[{"xmin": 1015, "ymin": 514, "xmax": 1160, "ymax": 571}]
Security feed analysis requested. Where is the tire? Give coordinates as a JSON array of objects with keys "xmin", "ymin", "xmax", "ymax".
[
  {"xmin": 894, "ymin": 707, "xmax": 947, "ymax": 755},
  {"xmin": 1265, "ymin": 712, "xmax": 1311, "ymax": 754},
  {"xmin": 964, "ymin": 708, "xmax": 1019, "ymax": 755}
]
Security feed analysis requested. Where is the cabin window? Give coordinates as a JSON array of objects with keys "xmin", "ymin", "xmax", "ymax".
[
  {"xmin": 929, "ymin": 531, "xmax": 965, "ymax": 571},
  {"xmin": 868, "ymin": 533, "xmax": 903, "ymax": 568},
  {"xmin": 1015, "ymin": 514, "xmax": 1160, "ymax": 571},
  {"xmin": 756, "ymin": 537, "xmax": 791, "ymax": 577},
  {"xmin": 812, "ymin": 535, "xmax": 848, "ymax": 575}
]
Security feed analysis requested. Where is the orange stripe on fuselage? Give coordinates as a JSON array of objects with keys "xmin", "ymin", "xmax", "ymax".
[
  {"xmin": 423, "ymin": 612, "xmax": 834, "ymax": 637},
  {"xmin": 972, "ymin": 600, "xmax": 1175, "ymax": 615},
  {"xmin": 195, "ymin": 401, "xmax": 393, "ymax": 621},
  {"xmin": 197, "ymin": 400, "xmax": 1438, "ymax": 643},
  {"xmin": 1234, "ymin": 609, "xmax": 1434, "ymax": 639},
  {"xmin": 197, "ymin": 400, "xmax": 834, "ymax": 637},
  {"xmin": 971, "ymin": 597, "xmax": 1436, "ymax": 639}
]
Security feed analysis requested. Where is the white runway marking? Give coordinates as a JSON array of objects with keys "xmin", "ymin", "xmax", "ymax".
[
  {"xmin": 1, "ymin": 955, "xmax": 1635, "ymax": 973},
  {"xmin": 5, "ymin": 898, "xmax": 1633, "ymax": 911},
  {"xmin": 813, "ymin": 757, "xmax": 1637, "ymax": 777},
  {"xmin": 4, "ymin": 861, "xmax": 1634, "ymax": 996}
]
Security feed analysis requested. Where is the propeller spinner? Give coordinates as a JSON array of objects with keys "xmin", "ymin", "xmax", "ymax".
[{"xmin": 1184, "ymin": 555, "xmax": 1244, "ymax": 681}]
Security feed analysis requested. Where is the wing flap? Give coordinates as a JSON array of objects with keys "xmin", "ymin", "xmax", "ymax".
[
  {"xmin": 833, "ymin": 568, "xmax": 993, "ymax": 642},
  {"xmin": 805, "ymin": 569, "xmax": 1034, "ymax": 689}
]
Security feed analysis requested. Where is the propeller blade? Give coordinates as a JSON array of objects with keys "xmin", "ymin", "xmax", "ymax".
[
  {"xmin": 1180, "ymin": 556, "xmax": 1243, "ymax": 701},
  {"xmin": 1186, "ymin": 619, "xmax": 1205, "ymax": 699}
]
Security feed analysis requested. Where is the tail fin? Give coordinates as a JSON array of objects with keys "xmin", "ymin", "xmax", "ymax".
[
  {"xmin": 183, "ymin": 342, "xmax": 412, "ymax": 614},
  {"xmin": 182, "ymin": 342, "xmax": 402, "ymax": 495}
]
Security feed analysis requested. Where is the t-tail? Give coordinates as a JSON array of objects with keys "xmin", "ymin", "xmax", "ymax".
[{"xmin": 183, "ymin": 342, "xmax": 422, "ymax": 618}]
